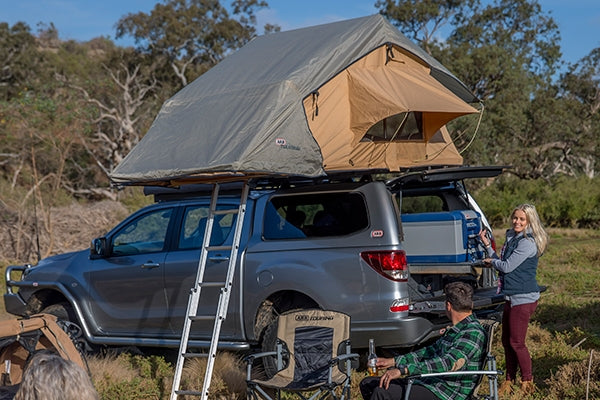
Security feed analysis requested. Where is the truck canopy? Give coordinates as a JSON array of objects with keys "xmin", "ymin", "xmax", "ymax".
[{"xmin": 111, "ymin": 14, "xmax": 479, "ymax": 186}]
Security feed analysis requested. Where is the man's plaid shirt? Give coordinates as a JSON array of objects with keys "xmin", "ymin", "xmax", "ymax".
[{"xmin": 394, "ymin": 314, "xmax": 486, "ymax": 400}]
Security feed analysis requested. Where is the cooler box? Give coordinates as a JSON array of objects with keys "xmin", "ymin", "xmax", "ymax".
[{"xmin": 401, "ymin": 210, "xmax": 483, "ymax": 263}]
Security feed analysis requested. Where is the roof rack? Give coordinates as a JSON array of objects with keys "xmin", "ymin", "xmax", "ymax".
[
  {"xmin": 144, "ymin": 170, "xmax": 386, "ymax": 202},
  {"xmin": 144, "ymin": 166, "xmax": 508, "ymax": 202}
]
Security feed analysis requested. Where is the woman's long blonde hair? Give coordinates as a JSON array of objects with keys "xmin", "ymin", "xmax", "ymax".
[{"xmin": 512, "ymin": 203, "xmax": 549, "ymax": 256}]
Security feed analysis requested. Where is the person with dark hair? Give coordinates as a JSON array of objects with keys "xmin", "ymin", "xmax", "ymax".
[
  {"xmin": 14, "ymin": 350, "xmax": 98, "ymax": 400},
  {"xmin": 480, "ymin": 203, "xmax": 549, "ymax": 395},
  {"xmin": 359, "ymin": 281, "xmax": 485, "ymax": 400}
]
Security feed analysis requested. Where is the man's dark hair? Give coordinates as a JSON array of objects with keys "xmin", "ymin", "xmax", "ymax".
[{"xmin": 444, "ymin": 281, "xmax": 474, "ymax": 312}]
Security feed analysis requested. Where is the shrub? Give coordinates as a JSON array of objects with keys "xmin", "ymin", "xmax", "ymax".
[
  {"xmin": 89, "ymin": 352, "xmax": 172, "ymax": 400},
  {"xmin": 544, "ymin": 351, "xmax": 600, "ymax": 400},
  {"xmin": 473, "ymin": 175, "xmax": 600, "ymax": 228}
]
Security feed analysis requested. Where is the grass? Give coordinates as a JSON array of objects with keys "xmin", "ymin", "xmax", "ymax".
[{"xmin": 2, "ymin": 228, "xmax": 600, "ymax": 399}]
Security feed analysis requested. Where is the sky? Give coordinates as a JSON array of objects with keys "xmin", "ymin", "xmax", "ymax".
[{"xmin": 1, "ymin": 0, "xmax": 599, "ymax": 69}]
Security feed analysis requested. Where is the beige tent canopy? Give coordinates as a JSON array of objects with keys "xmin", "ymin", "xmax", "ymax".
[
  {"xmin": 304, "ymin": 44, "xmax": 477, "ymax": 171},
  {"xmin": 110, "ymin": 15, "xmax": 479, "ymax": 186}
]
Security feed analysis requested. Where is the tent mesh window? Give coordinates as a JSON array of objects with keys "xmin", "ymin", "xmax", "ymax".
[{"xmin": 362, "ymin": 111, "xmax": 423, "ymax": 142}]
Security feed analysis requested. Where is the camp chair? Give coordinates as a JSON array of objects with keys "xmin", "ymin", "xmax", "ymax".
[
  {"xmin": 0, "ymin": 313, "xmax": 87, "ymax": 389},
  {"xmin": 245, "ymin": 309, "xmax": 358, "ymax": 400},
  {"xmin": 403, "ymin": 318, "xmax": 502, "ymax": 400}
]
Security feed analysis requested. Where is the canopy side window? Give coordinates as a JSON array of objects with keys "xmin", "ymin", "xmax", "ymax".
[
  {"xmin": 361, "ymin": 111, "xmax": 423, "ymax": 142},
  {"xmin": 263, "ymin": 192, "xmax": 368, "ymax": 240}
]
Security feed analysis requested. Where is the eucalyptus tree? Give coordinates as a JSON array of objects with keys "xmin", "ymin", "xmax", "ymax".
[
  {"xmin": 557, "ymin": 48, "xmax": 600, "ymax": 178},
  {"xmin": 0, "ymin": 22, "xmax": 39, "ymax": 100},
  {"xmin": 54, "ymin": 45, "xmax": 163, "ymax": 193}
]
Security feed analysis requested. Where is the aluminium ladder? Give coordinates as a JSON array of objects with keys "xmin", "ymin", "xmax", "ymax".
[{"xmin": 170, "ymin": 181, "xmax": 250, "ymax": 400}]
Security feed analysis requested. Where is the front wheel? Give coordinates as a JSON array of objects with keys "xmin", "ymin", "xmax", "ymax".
[{"xmin": 41, "ymin": 303, "xmax": 94, "ymax": 353}]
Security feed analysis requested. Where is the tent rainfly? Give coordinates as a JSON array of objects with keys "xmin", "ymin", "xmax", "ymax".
[{"xmin": 110, "ymin": 14, "xmax": 480, "ymax": 186}]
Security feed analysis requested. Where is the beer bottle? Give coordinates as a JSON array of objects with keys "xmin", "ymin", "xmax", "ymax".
[{"xmin": 367, "ymin": 338, "xmax": 377, "ymax": 376}]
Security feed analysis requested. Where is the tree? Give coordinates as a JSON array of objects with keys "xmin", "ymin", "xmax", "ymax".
[
  {"xmin": 115, "ymin": 0, "xmax": 270, "ymax": 87},
  {"xmin": 557, "ymin": 47, "xmax": 600, "ymax": 178},
  {"xmin": 0, "ymin": 22, "xmax": 39, "ymax": 100},
  {"xmin": 57, "ymin": 47, "xmax": 161, "ymax": 192},
  {"xmin": 375, "ymin": 0, "xmax": 476, "ymax": 54}
]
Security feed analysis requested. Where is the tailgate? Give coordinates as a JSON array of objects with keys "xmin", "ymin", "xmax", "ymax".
[{"xmin": 410, "ymin": 286, "xmax": 505, "ymax": 315}]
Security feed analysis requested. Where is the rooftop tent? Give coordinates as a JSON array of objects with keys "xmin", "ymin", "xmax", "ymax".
[
  {"xmin": 110, "ymin": 14, "xmax": 479, "ymax": 186},
  {"xmin": 305, "ymin": 44, "xmax": 474, "ymax": 171}
]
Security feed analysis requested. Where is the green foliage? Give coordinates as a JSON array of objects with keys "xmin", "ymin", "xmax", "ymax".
[
  {"xmin": 117, "ymin": 186, "xmax": 154, "ymax": 213},
  {"xmin": 0, "ymin": 21, "xmax": 40, "ymax": 100},
  {"xmin": 473, "ymin": 175, "xmax": 600, "ymax": 228}
]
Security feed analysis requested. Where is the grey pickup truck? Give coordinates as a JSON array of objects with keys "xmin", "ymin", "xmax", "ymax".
[{"xmin": 5, "ymin": 166, "xmax": 505, "ymax": 354}]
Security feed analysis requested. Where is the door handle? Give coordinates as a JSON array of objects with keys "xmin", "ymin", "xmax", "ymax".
[
  {"xmin": 141, "ymin": 262, "xmax": 160, "ymax": 269},
  {"xmin": 209, "ymin": 255, "xmax": 230, "ymax": 262}
]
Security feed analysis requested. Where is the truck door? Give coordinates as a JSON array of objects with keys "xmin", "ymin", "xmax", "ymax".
[
  {"xmin": 164, "ymin": 203, "xmax": 241, "ymax": 340},
  {"xmin": 88, "ymin": 207, "xmax": 173, "ymax": 336}
]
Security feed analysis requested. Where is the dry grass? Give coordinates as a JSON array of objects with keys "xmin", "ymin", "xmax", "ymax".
[
  {"xmin": 178, "ymin": 353, "xmax": 247, "ymax": 399},
  {"xmin": 0, "ymin": 199, "xmax": 128, "ymax": 267}
]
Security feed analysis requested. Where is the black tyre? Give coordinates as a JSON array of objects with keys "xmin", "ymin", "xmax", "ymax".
[
  {"xmin": 42, "ymin": 302, "xmax": 93, "ymax": 353},
  {"xmin": 260, "ymin": 319, "xmax": 282, "ymax": 378}
]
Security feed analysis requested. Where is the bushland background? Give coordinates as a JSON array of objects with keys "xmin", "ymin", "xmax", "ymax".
[{"xmin": 1, "ymin": 0, "xmax": 599, "ymax": 398}]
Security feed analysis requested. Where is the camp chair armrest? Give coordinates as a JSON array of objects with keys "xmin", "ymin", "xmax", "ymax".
[
  {"xmin": 244, "ymin": 351, "xmax": 277, "ymax": 371},
  {"xmin": 243, "ymin": 350, "xmax": 277, "ymax": 365},
  {"xmin": 404, "ymin": 370, "xmax": 504, "ymax": 400},
  {"xmin": 244, "ymin": 350, "xmax": 279, "ymax": 381},
  {"xmin": 406, "ymin": 370, "xmax": 503, "ymax": 380},
  {"xmin": 329, "ymin": 352, "xmax": 360, "ymax": 366}
]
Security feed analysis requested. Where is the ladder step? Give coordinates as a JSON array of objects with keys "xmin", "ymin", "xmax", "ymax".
[
  {"xmin": 198, "ymin": 281, "xmax": 226, "ymax": 288},
  {"xmin": 175, "ymin": 390, "xmax": 204, "ymax": 396},
  {"xmin": 189, "ymin": 315, "xmax": 216, "ymax": 321},
  {"xmin": 183, "ymin": 352, "xmax": 209, "ymax": 359},
  {"xmin": 206, "ymin": 245, "xmax": 232, "ymax": 251},
  {"xmin": 213, "ymin": 208, "xmax": 239, "ymax": 215}
]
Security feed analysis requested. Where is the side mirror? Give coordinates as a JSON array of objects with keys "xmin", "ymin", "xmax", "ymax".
[{"xmin": 90, "ymin": 237, "xmax": 108, "ymax": 258}]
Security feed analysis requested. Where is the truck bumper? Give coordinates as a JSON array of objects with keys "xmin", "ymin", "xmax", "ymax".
[
  {"xmin": 350, "ymin": 316, "xmax": 444, "ymax": 349},
  {"xmin": 4, "ymin": 293, "xmax": 28, "ymax": 316}
]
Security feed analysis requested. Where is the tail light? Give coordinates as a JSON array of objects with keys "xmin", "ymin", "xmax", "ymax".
[
  {"xmin": 390, "ymin": 298, "xmax": 410, "ymax": 312},
  {"xmin": 360, "ymin": 250, "xmax": 408, "ymax": 281}
]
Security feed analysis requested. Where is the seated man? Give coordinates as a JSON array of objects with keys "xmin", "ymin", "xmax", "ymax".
[{"xmin": 360, "ymin": 281, "xmax": 485, "ymax": 400}]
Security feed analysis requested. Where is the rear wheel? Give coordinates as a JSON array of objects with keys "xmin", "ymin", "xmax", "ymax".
[{"xmin": 42, "ymin": 303, "xmax": 94, "ymax": 353}]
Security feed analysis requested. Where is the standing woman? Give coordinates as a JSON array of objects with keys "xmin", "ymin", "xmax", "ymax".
[{"xmin": 479, "ymin": 204, "xmax": 548, "ymax": 395}]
